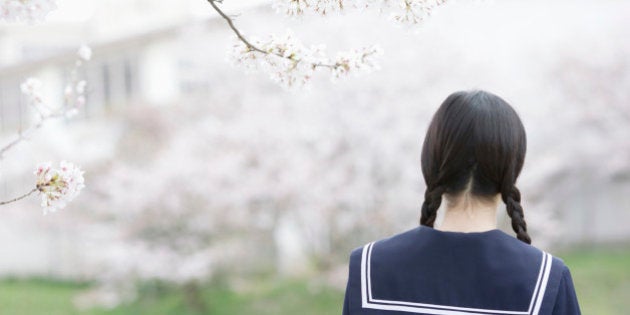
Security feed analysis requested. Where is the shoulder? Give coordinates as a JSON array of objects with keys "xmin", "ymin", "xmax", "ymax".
[
  {"xmin": 343, "ymin": 227, "xmax": 424, "ymax": 314},
  {"xmin": 535, "ymin": 254, "xmax": 581, "ymax": 314},
  {"xmin": 506, "ymin": 242, "xmax": 580, "ymax": 314}
]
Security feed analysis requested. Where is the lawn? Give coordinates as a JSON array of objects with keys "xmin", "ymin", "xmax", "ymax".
[
  {"xmin": 556, "ymin": 246, "xmax": 630, "ymax": 315},
  {"xmin": 0, "ymin": 278, "xmax": 89, "ymax": 315},
  {"xmin": 0, "ymin": 246, "xmax": 628, "ymax": 315},
  {"xmin": 0, "ymin": 277, "xmax": 344, "ymax": 315}
]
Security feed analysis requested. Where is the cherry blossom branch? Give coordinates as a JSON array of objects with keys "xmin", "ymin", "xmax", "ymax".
[
  {"xmin": 0, "ymin": 1, "xmax": 87, "ymax": 214},
  {"xmin": 0, "ymin": 45, "xmax": 91, "ymax": 160},
  {"xmin": 206, "ymin": 0, "xmax": 449, "ymax": 89},
  {"xmin": 206, "ymin": 0, "xmax": 384, "ymax": 88},
  {"xmin": 0, "ymin": 161, "xmax": 85, "ymax": 213}
]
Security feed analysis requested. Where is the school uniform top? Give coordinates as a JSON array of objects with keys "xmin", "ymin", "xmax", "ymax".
[{"xmin": 342, "ymin": 226, "xmax": 581, "ymax": 315}]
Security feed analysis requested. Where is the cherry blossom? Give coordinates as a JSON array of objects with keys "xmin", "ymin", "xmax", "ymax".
[
  {"xmin": 229, "ymin": 30, "xmax": 325, "ymax": 88},
  {"xmin": 77, "ymin": 44, "xmax": 92, "ymax": 62},
  {"xmin": 271, "ymin": 0, "xmax": 448, "ymax": 25},
  {"xmin": 387, "ymin": 0, "xmax": 447, "ymax": 25},
  {"xmin": 331, "ymin": 45, "xmax": 384, "ymax": 80},
  {"xmin": 229, "ymin": 30, "xmax": 382, "ymax": 89},
  {"xmin": 0, "ymin": 0, "xmax": 57, "ymax": 23},
  {"xmin": 35, "ymin": 160, "xmax": 85, "ymax": 214},
  {"xmin": 272, "ymin": 0, "xmax": 345, "ymax": 16}
]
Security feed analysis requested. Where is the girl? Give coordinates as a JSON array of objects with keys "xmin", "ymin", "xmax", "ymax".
[{"xmin": 342, "ymin": 90, "xmax": 581, "ymax": 315}]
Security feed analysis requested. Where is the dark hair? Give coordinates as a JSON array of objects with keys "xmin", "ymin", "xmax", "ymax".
[{"xmin": 419, "ymin": 90, "xmax": 531, "ymax": 244}]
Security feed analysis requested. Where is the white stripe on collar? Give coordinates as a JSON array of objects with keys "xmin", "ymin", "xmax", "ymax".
[{"xmin": 360, "ymin": 242, "xmax": 553, "ymax": 315}]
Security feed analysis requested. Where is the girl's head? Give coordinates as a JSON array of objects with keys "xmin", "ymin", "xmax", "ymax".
[{"xmin": 420, "ymin": 90, "xmax": 530, "ymax": 244}]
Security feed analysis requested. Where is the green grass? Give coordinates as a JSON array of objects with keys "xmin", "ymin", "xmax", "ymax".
[
  {"xmin": 0, "ymin": 278, "xmax": 89, "ymax": 315},
  {"xmin": 0, "ymin": 276, "xmax": 344, "ymax": 315},
  {"xmin": 0, "ymin": 247, "xmax": 628, "ymax": 315},
  {"xmin": 86, "ymin": 278, "xmax": 343, "ymax": 315},
  {"xmin": 557, "ymin": 247, "xmax": 630, "ymax": 315}
]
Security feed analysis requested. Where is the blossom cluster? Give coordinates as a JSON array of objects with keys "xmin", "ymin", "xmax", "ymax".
[
  {"xmin": 229, "ymin": 31, "xmax": 382, "ymax": 89},
  {"xmin": 331, "ymin": 45, "xmax": 384, "ymax": 80},
  {"xmin": 272, "ymin": 0, "xmax": 345, "ymax": 16},
  {"xmin": 388, "ymin": 0, "xmax": 447, "ymax": 25},
  {"xmin": 229, "ymin": 31, "xmax": 322, "ymax": 88},
  {"xmin": 0, "ymin": 0, "xmax": 57, "ymax": 23},
  {"xmin": 272, "ymin": 0, "xmax": 448, "ymax": 26},
  {"xmin": 35, "ymin": 160, "xmax": 85, "ymax": 214}
]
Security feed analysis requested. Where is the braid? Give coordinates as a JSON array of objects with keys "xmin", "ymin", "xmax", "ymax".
[
  {"xmin": 419, "ymin": 185, "xmax": 446, "ymax": 227},
  {"xmin": 501, "ymin": 186, "xmax": 531, "ymax": 244}
]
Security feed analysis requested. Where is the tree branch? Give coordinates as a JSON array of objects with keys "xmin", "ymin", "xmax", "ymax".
[{"xmin": 206, "ymin": 0, "xmax": 267, "ymax": 55}]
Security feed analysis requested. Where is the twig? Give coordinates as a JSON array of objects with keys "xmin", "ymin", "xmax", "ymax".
[
  {"xmin": 0, "ymin": 187, "xmax": 38, "ymax": 206},
  {"xmin": 206, "ymin": 0, "xmax": 267, "ymax": 55}
]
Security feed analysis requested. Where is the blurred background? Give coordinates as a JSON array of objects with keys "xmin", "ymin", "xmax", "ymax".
[{"xmin": 0, "ymin": 0, "xmax": 629, "ymax": 314}]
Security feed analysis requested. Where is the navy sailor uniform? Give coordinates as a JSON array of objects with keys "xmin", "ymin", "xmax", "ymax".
[{"xmin": 342, "ymin": 226, "xmax": 581, "ymax": 315}]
